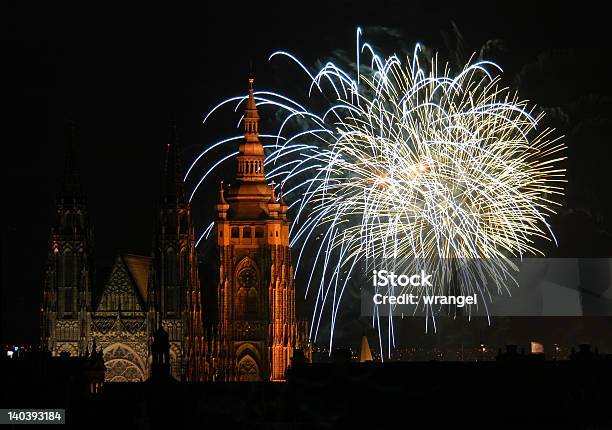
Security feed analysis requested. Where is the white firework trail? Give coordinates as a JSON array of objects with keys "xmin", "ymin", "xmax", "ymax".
[{"xmin": 187, "ymin": 29, "xmax": 566, "ymax": 359}]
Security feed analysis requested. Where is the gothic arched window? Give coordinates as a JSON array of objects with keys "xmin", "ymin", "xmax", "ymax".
[
  {"xmin": 238, "ymin": 355, "xmax": 260, "ymax": 381},
  {"xmin": 103, "ymin": 343, "xmax": 146, "ymax": 382}
]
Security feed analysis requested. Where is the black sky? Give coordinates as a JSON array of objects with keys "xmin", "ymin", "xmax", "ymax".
[{"xmin": 3, "ymin": 0, "xmax": 612, "ymax": 347}]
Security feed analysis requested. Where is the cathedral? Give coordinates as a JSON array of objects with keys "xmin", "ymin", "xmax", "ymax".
[{"xmin": 41, "ymin": 79, "xmax": 309, "ymax": 382}]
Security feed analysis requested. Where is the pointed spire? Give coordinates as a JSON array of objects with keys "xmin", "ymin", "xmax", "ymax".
[
  {"xmin": 218, "ymin": 181, "xmax": 227, "ymax": 205},
  {"xmin": 270, "ymin": 180, "xmax": 277, "ymax": 201},
  {"xmin": 279, "ymin": 187, "xmax": 288, "ymax": 220},
  {"xmin": 215, "ymin": 181, "xmax": 230, "ymax": 220},
  {"xmin": 161, "ymin": 121, "xmax": 186, "ymax": 205},
  {"xmin": 243, "ymin": 77, "xmax": 260, "ymax": 137},
  {"xmin": 60, "ymin": 121, "xmax": 83, "ymax": 200},
  {"xmin": 359, "ymin": 335, "xmax": 373, "ymax": 362},
  {"xmin": 237, "ymin": 78, "xmax": 265, "ymax": 182},
  {"xmin": 246, "ymin": 78, "xmax": 258, "ymax": 112}
]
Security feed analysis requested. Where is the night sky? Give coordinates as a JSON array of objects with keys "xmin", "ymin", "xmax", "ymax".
[{"xmin": 3, "ymin": 1, "xmax": 612, "ymax": 348}]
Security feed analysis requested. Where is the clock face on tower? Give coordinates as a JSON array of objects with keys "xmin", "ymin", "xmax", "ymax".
[{"xmin": 238, "ymin": 267, "xmax": 257, "ymax": 289}]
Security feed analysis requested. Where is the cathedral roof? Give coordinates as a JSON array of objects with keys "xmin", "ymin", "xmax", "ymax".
[
  {"xmin": 95, "ymin": 255, "xmax": 151, "ymax": 312},
  {"xmin": 226, "ymin": 182, "xmax": 274, "ymax": 220},
  {"xmin": 123, "ymin": 254, "xmax": 153, "ymax": 301}
]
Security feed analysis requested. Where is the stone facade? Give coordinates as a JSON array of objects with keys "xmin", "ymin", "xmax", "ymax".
[{"xmin": 41, "ymin": 123, "xmax": 203, "ymax": 382}]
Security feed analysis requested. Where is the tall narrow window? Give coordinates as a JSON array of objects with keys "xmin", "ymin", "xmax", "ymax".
[
  {"xmin": 165, "ymin": 250, "xmax": 178, "ymax": 285},
  {"xmin": 246, "ymin": 288, "xmax": 258, "ymax": 319},
  {"xmin": 64, "ymin": 252, "xmax": 76, "ymax": 287},
  {"xmin": 65, "ymin": 288, "xmax": 73, "ymax": 315},
  {"xmin": 165, "ymin": 286, "xmax": 177, "ymax": 314}
]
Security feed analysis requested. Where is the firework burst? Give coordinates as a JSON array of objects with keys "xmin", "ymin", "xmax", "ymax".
[{"xmin": 187, "ymin": 30, "xmax": 566, "ymax": 357}]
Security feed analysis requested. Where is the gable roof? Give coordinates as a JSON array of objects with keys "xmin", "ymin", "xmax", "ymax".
[
  {"xmin": 123, "ymin": 254, "xmax": 153, "ymax": 301},
  {"xmin": 95, "ymin": 255, "xmax": 152, "ymax": 312}
]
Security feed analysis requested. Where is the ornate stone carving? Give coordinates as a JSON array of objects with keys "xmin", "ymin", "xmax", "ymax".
[
  {"xmin": 103, "ymin": 343, "xmax": 147, "ymax": 382},
  {"xmin": 238, "ymin": 356, "xmax": 260, "ymax": 382}
]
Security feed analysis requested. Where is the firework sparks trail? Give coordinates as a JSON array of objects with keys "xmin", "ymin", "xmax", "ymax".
[{"xmin": 187, "ymin": 29, "xmax": 566, "ymax": 358}]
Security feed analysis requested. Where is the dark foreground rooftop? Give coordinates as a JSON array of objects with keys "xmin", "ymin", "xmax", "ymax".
[{"xmin": 3, "ymin": 348, "xmax": 612, "ymax": 429}]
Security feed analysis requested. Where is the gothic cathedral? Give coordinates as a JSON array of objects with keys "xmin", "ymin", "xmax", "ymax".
[
  {"xmin": 41, "ymin": 79, "xmax": 308, "ymax": 382},
  {"xmin": 41, "ymin": 123, "xmax": 203, "ymax": 382}
]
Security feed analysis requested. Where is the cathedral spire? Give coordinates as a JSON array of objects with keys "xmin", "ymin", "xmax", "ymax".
[
  {"xmin": 60, "ymin": 121, "xmax": 83, "ymax": 201},
  {"xmin": 218, "ymin": 180, "xmax": 228, "ymax": 205},
  {"xmin": 161, "ymin": 121, "xmax": 186, "ymax": 206},
  {"xmin": 246, "ymin": 77, "xmax": 257, "ymax": 113},
  {"xmin": 215, "ymin": 181, "xmax": 229, "ymax": 220},
  {"xmin": 43, "ymin": 121, "xmax": 94, "ymax": 357},
  {"xmin": 236, "ymin": 78, "xmax": 265, "ymax": 182}
]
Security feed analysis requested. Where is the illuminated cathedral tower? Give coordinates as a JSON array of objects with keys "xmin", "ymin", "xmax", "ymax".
[
  {"xmin": 149, "ymin": 124, "xmax": 204, "ymax": 381},
  {"xmin": 206, "ymin": 78, "xmax": 307, "ymax": 381},
  {"xmin": 42, "ymin": 123, "xmax": 93, "ymax": 356}
]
